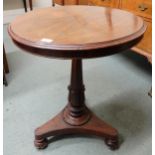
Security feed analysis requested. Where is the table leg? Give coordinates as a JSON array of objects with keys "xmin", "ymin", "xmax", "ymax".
[
  {"xmin": 29, "ymin": 0, "xmax": 33, "ymax": 10},
  {"xmin": 148, "ymin": 87, "xmax": 152, "ymax": 97},
  {"xmin": 23, "ymin": 0, "xmax": 27, "ymax": 12},
  {"xmin": 34, "ymin": 59, "xmax": 119, "ymax": 150},
  {"xmin": 3, "ymin": 45, "xmax": 9, "ymax": 74},
  {"xmin": 52, "ymin": 0, "xmax": 55, "ymax": 6},
  {"xmin": 3, "ymin": 69, "xmax": 8, "ymax": 86}
]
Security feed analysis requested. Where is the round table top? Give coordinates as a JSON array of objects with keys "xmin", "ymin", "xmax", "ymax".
[{"xmin": 8, "ymin": 5, "xmax": 146, "ymax": 59}]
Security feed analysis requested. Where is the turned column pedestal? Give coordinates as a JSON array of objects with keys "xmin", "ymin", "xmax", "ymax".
[{"xmin": 34, "ymin": 59, "xmax": 119, "ymax": 150}]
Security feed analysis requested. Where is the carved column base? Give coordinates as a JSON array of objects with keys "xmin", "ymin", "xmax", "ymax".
[
  {"xmin": 63, "ymin": 104, "xmax": 91, "ymax": 126},
  {"xmin": 34, "ymin": 108, "xmax": 119, "ymax": 150}
]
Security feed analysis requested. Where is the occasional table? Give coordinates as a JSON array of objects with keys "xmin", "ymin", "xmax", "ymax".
[{"xmin": 8, "ymin": 6, "xmax": 146, "ymax": 150}]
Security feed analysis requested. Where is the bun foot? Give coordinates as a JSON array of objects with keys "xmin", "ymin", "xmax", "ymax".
[
  {"xmin": 34, "ymin": 138, "xmax": 48, "ymax": 149},
  {"xmin": 105, "ymin": 137, "xmax": 119, "ymax": 150}
]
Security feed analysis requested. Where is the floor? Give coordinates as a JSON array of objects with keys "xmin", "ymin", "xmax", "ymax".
[{"xmin": 4, "ymin": 25, "xmax": 152, "ymax": 155}]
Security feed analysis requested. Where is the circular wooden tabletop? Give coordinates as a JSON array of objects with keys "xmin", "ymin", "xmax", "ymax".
[{"xmin": 8, "ymin": 5, "xmax": 146, "ymax": 59}]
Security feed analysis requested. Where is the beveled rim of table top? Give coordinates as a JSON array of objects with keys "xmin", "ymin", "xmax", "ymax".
[{"xmin": 8, "ymin": 5, "xmax": 147, "ymax": 59}]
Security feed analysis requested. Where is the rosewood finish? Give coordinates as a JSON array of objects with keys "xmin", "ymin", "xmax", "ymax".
[
  {"xmin": 8, "ymin": 6, "xmax": 146, "ymax": 150},
  {"xmin": 53, "ymin": 0, "xmax": 87, "ymax": 5},
  {"xmin": 8, "ymin": 6, "xmax": 146, "ymax": 58}
]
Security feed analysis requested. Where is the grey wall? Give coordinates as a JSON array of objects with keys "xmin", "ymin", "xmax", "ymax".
[
  {"xmin": 3, "ymin": 0, "xmax": 24, "ymax": 10},
  {"xmin": 3, "ymin": 0, "xmax": 52, "ymax": 11}
]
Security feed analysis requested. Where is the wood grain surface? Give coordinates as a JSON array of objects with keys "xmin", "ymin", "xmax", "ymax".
[{"xmin": 8, "ymin": 6, "xmax": 146, "ymax": 58}]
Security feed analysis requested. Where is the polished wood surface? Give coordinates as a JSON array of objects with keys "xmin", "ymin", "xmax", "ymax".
[
  {"xmin": 88, "ymin": 0, "xmax": 119, "ymax": 7},
  {"xmin": 119, "ymin": 0, "xmax": 152, "ymax": 60},
  {"xmin": 132, "ymin": 21, "xmax": 152, "ymax": 57},
  {"xmin": 88, "ymin": 0, "xmax": 152, "ymax": 60},
  {"xmin": 119, "ymin": 0, "xmax": 152, "ymax": 19},
  {"xmin": 8, "ymin": 6, "xmax": 146, "ymax": 150},
  {"xmin": 53, "ymin": 0, "xmax": 88, "ymax": 5},
  {"xmin": 9, "ymin": 6, "xmax": 146, "ymax": 58}
]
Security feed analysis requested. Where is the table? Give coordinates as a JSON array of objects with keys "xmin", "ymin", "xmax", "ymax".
[{"xmin": 8, "ymin": 6, "xmax": 146, "ymax": 150}]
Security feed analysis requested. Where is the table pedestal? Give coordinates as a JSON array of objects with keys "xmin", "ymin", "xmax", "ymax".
[{"xmin": 34, "ymin": 59, "xmax": 119, "ymax": 150}]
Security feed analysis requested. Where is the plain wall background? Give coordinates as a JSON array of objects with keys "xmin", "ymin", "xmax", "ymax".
[{"xmin": 3, "ymin": 0, "xmax": 52, "ymax": 10}]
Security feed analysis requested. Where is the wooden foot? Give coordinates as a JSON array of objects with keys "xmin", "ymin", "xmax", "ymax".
[
  {"xmin": 105, "ymin": 136, "xmax": 119, "ymax": 150},
  {"xmin": 35, "ymin": 108, "xmax": 118, "ymax": 149},
  {"xmin": 34, "ymin": 138, "xmax": 48, "ymax": 149},
  {"xmin": 34, "ymin": 59, "xmax": 119, "ymax": 150}
]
